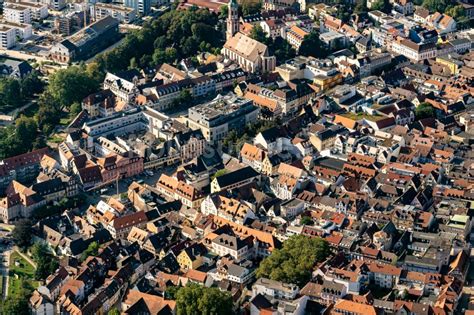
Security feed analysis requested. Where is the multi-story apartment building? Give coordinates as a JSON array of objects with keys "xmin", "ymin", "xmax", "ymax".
[
  {"xmin": 107, "ymin": 211, "xmax": 148, "ymax": 239},
  {"xmin": 41, "ymin": 0, "xmax": 66, "ymax": 10},
  {"xmin": 123, "ymin": 0, "xmax": 151, "ymax": 15},
  {"xmin": 92, "ymin": 3, "xmax": 136, "ymax": 24},
  {"xmin": 0, "ymin": 25, "xmax": 16, "ymax": 49},
  {"xmin": 83, "ymin": 108, "xmax": 146, "ymax": 139},
  {"xmin": 0, "ymin": 181, "xmax": 47, "ymax": 223},
  {"xmin": 212, "ymin": 234, "xmax": 254, "ymax": 262},
  {"xmin": 15, "ymin": 2, "xmax": 48, "ymax": 20},
  {"xmin": 3, "ymin": 3, "xmax": 32, "ymax": 24},
  {"xmin": 286, "ymin": 25, "xmax": 308, "ymax": 51},
  {"xmin": 0, "ymin": 20, "xmax": 33, "ymax": 41}
]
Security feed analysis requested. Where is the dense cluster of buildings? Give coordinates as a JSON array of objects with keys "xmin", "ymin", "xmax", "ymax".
[{"xmin": 0, "ymin": 0, "xmax": 473, "ymax": 314}]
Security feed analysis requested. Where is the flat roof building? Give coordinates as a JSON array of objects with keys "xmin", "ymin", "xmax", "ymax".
[{"xmin": 187, "ymin": 94, "xmax": 259, "ymax": 143}]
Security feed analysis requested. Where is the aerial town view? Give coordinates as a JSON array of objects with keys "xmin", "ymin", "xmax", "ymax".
[{"xmin": 0, "ymin": 0, "xmax": 473, "ymax": 314}]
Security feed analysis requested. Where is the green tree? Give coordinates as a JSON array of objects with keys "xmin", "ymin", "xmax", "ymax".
[
  {"xmin": 240, "ymin": 0, "xmax": 262, "ymax": 16},
  {"xmin": 445, "ymin": 5, "xmax": 469, "ymax": 28},
  {"xmin": 371, "ymin": 0, "xmax": 391, "ymax": 13},
  {"xmin": 20, "ymin": 72, "xmax": 44, "ymax": 98},
  {"xmin": 446, "ymin": 5, "xmax": 465, "ymax": 19},
  {"xmin": 129, "ymin": 57, "xmax": 138, "ymax": 70},
  {"xmin": 15, "ymin": 115, "xmax": 39, "ymax": 149},
  {"xmin": 31, "ymin": 242, "xmax": 58, "ymax": 280},
  {"xmin": 11, "ymin": 219, "xmax": 33, "ymax": 250},
  {"xmin": 422, "ymin": 0, "xmax": 448, "ymax": 13},
  {"xmin": 165, "ymin": 47, "xmax": 178, "ymax": 63},
  {"xmin": 36, "ymin": 93, "xmax": 61, "ymax": 135},
  {"xmin": 165, "ymin": 285, "xmax": 181, "ymax": 300},
  {"xmin": 81, "ymin": 241, "xmax": 100, "ymax": 261},
  {"xmin": 415, "ymin": 102, "xmax": 435, "ymax": 120},
  {"xmin": 108, "ymin": 308, "xmax": 121, "ymax": 315},
  {"xmin": 272, "ymin": 37, "xmax": 296, "ymax": 64},
  {"xmin": 46, "ymin": 65, "xmax": 100, "ymax": 110},
  {"xmin": 175, "ymin": 284, "xmax": 232, "ymax": 315},
  {"xmin": 300, "ymin": 216, "xmax": 314, "ymax": 225},
  {"xmin": 0, "ymin": 78, "xmax": 22, "ymax": 109},
  {"xmin": 219, "ymin": 5, "xmax": 228, "ymax": 18},
  {"xmin": 95, "ymin": 8, "xmax": 222, "ymax": 73},
  {"xmin": 70, "ymin": 102, "xmax": 82, "ymax": 117},
  {"xmin": 354, "ymin": 0, "xmax": 368, "ymax": 14},
  {"xmin": 0, "ymin": 290, "xmax": 30, "ymax": 314},
  {"xmin": 299, "ymin": 31, "xmax": 328, "ymax": 58},
  {"xmin": 256, "ymin": 235, "xmax": 331, "ymax": 286},
  {"xmin": 249, "ymin": 24, "xmax": 268, "ymax": 44}
]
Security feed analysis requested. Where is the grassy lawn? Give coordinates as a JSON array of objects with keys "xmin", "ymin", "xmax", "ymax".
[
  {"xmin": 341, "ymin": 112, "xmax": 385, "ymax": 122},
  {"xmin": 8, "ymin": 251, "xmax": 40, "ymax": 297},
  {"xmin": 48, "ymin": 134, "xmax": 66, "ymax": 144},
  {"xmin": 0, "ymin": 274, "xmax": 3, "ymax": 296},
  {"xmin": 59, "ymin": 117, "xmax": 72, "ymax": 125}
]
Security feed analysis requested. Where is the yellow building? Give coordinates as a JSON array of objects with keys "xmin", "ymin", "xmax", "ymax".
[
  {"xmin": 436, "ymin": 56, "xmax": 463, "ymax": 75},
  {"xmin": 313, "ymin": 72, "xmax": 343, "ymax": 91},
  {"xmin": 176, "ymin": 244, "xmax": 206, "ymax": 270}
]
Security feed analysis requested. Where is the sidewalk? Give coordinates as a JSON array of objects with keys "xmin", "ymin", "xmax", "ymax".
[{"xmin": 1, "ymin": 249, "xmax": 11, "ymax": 299}]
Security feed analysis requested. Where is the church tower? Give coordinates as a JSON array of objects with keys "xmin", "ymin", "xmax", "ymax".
[{"xmin": 226, "ymin": 0, "xmax": 239, "ymax": 40}]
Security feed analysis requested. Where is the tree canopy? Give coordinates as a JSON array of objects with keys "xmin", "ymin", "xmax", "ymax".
[
  {"xmin": 0, "ymin": 280, "xmax": 31, "ymax": 315},
  {"xmin": 81, "ymin": 241, "xmax": 100, "ymax": 261},
  {"xmin": 175, "ymin": 284, "xmax": 233, "ymax": 315},
  {"xmin": 31, "ymin": 242, "xmax": 59, "ymax": 280},
  {"xmin": 415, "ymin": 102, "xmax": 435, "ymax": 120},
  {"xmin": 35, "ymin": 64, "xmax": 99, "ymax": 135},
  {"xmin": 299, "ymin": 31, "xmax": 328, "ymax": 59},
  {"xmin": 256, "ymin": 235, "xmax": 331, "ymax": 287},
  {"xmin": 0, "ymin": 73, "xmax": 43, "ymax": 113},
  {"xmin": 248, "ymin": 25, "xmax": 295, "ymax": 64},
  {"xmin": 0, "ymin": 115, "xmax": 44, "ymax": 159},
  {"xmin": 354, "ymin": 0, "xmax": 368, "ymax": 14},
  {"xmin": 240, "ymin": 0, "xmax": 262, "ymax": 16},
  {"xmin": 45, "ymin": 65, "xmax": 100, "ymax": 110},
  {"xmin": 11, "ymin": 219, "xmax": 33, "ymax": 250},
  {"xmin": 371, "ymin": 0, "xmax": 392, "ymax": 13},
  {"xmin": 96, "ymin": 8, "xmax": 222, "ymax": 73},
  {"xmin": 422, "ymin": 0, "xmax": 449, "ymax": 13}
]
